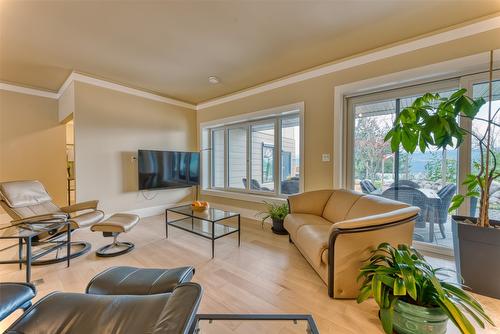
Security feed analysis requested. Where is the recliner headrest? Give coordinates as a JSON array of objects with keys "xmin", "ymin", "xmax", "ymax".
[{"xmin": 0, "ymin": 180, "xmax": 52, "ymax": 208}]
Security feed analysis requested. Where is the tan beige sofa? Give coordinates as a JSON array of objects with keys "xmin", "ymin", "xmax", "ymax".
[{"xmin": 284, "ymin": 189, "xmax": 419, "ymax": 299}]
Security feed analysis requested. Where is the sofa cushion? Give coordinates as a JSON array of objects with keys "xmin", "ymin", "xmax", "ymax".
[
  {"xmin": 284, "ymin": 213, "xmax": 331, "ymax": 240},
  {"xmin": 288, "ymin": 190, "xmax": 334, "ymax": 215},
  {"xmin": 345, "ymin": 194, "xmax": 408, "ymax": 220},
  {"xmin": 322, "ymin": 189, "xmax": 363, "ymax": 223},
  {"xmin": 296, "ymin": 224, "xmax": 331, "ymax": 268}
]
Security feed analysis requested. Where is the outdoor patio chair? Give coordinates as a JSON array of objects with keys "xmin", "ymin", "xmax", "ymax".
[
  {"xmin": 360, "ymin": 180, "xmax": 377, "ymax": 193},
  {"xmin": 381, "ymin": 186, "xmax": 429, "ymax": 241},
  {"xmin": 241, "ymin": 178, "xmax": 271, "ymax": 191},
  {"xmin": 434, "ymin": 184, "xmax": 457, "ymax": 239}
]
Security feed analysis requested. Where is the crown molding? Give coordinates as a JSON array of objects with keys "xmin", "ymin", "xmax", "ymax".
[
  {"xmin": 0, "ymin": 82, "xmax": 59, "ymax": 99},
  {"xmin": 1, "ymin": 72, "xmax": 197, "ymax": 110},
  {"xmin": 196, "ymin": 15, "xmax": 500, "ymax": 110},
  {"xmin": 57, "ymin": 72, "xmax": 196, "ymax": 110}
]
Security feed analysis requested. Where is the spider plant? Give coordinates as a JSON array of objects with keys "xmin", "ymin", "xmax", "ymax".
[
  {"xmin": 357, "ymin": 243, "xmax": 494, "ymax": 334},
  {"xmin": 257, "ymin": 201, "xmax": 289, "ymax": 227}
]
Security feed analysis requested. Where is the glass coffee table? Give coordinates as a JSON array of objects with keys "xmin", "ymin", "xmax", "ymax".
[
  {"xmin": 165, "ymin": 205, "xmax": 240, "ymax": 258},
  {"xmin": 191, "ymin": 314, "xmax": 320, "ymax": 334}
]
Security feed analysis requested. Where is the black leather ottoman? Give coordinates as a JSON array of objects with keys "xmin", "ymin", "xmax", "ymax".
[
  {"xmin": 0, "ymin": 283, "xmax": 36, "ymax": 321},
  {"xmin": 86, "ymin": 266, "xmax": 195, "ymax": 295}
]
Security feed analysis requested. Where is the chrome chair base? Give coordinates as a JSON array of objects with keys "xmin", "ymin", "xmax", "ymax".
[
  {"xmin": 31, "ymin": 241, "xmax": 91, "ymax": 266},
  {"xmin": 96, "ymin": 241, "xmax": 134, "ymax": 257}
]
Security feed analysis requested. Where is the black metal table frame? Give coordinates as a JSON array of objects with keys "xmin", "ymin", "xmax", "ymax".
[
  {"xmin": 190, "ymin": 314, "xmax": 320, "ymax": 334},
  {"xmin": 165, "ymin": 207, "xmax": 240, "ymax": 258},
  {"xmin": 0, "ymin": 222, "xmax": 71, "ymax": 282}
]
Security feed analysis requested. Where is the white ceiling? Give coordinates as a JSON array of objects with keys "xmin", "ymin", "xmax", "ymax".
[{"xmin": 1, "ymin": 1, "xmax": 499, "ymax": 104}]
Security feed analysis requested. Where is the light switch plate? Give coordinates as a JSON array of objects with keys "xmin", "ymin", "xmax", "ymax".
[{"xmin": 322, "ymin": 153, "xmax": 330, "ymax": 162}]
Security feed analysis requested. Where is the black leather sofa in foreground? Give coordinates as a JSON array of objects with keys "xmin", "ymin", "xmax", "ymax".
[{"xmin": 1, "ymin": 266, "xmax": 201, "ymax": 334}]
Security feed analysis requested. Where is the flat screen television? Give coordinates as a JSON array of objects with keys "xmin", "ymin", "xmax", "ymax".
[{"xmin": 138, "ymin": 150, "xmax": 200, "ymax": 190}]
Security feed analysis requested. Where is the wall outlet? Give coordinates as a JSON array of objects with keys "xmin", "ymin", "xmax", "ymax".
[{"xmin": 322, "ymin": 153, "xmax": 330, "ymax": 162}]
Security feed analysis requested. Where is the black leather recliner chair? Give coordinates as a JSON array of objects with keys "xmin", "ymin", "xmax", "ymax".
[{"xmin": 1, "ymin": 266, "xmax": 202, "ymax": 334}]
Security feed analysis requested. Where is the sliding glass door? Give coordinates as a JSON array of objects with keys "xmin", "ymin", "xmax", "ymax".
[{"xmin": 347, "ymin": 81, "xmax": 460, "ymax": 253}]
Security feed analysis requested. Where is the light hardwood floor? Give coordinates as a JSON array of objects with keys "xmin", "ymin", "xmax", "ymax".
[{"xmin": 0, "ymin": 214, "xmax": 499, "ymax": 333}]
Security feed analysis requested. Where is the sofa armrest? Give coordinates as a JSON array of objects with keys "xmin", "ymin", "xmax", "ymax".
[
  {"xmin": 287, "ymin": 190, "xmax": 333, "ymax": 216},
  {"xmin": 330, "ymin": 206, "xmax": 419, "ymax": 230},
  {"xmin": 11, "ymin": 213, "xmax": 68, "ymax": 225},
  {"xmin": 326, "ymin": 206, "xmax": 419, "ymax": 298},
  {"xmin": 60, "ymin": 200, "xmax": 99, "ymax": 213}
]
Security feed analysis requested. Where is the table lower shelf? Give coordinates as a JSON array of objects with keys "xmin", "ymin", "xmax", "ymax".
[{"xmin": 167, "ymin": 217, "xmax": 239, "ymax": 240}]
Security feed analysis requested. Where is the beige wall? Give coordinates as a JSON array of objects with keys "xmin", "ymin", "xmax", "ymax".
[
  {"xmin": 73, "ymin": 82, "xmax": 197, "ymax": 214},
  {"xmin": 0, "ymin": 90, "xmax": 67, "ymax": 208},
  {"xmin": 197, "ymin": 29, "xmax": 500, "ymax": 209}
]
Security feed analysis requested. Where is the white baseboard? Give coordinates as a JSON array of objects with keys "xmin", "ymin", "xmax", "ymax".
[
  {"xmin": 120, "ymin": 201, "xmax": 191, "ymax": 219},
  {"xmin": 206, "ymin": 202, "xmax": 261, "ymax": 221},
  {"xmin": 114, "ymin": 201, "xmax": 263, "ymax": 225}
]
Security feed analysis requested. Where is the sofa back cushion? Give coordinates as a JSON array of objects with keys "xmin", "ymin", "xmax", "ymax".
[
  {"xmin": 322, "ymin": 189, "xmax": 364, "ymax": 223},
  {"xmin": 289, "ymin": 190, "xmax": 334, "ymax": 216},
  {"xmin": 345, "ymin": 194, "xmax": 408, "ymax": 221}
]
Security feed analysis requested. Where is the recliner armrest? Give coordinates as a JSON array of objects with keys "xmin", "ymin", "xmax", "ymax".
[
  {"xmin": 330, "ymin": 206, "xmax": 420, "ymax": 231},
  {"xmin": 60, "ymin": 200, "xmax": 99, "ymax": 213},
  {"xmin": 11, "ymin": 213, "xmax": 68, "ymax": 225}
]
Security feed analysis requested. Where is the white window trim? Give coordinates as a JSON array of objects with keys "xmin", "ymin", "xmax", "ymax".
[{"xmin": 200, "ymin": 102, "xmax": 304, "ymax": 201}]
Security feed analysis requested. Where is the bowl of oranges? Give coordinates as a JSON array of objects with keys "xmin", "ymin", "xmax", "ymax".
[{"xmin": 191, "ymin": 201, "xmax": 209, "ymax": 211}]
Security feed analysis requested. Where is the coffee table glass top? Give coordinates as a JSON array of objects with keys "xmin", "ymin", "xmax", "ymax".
[
  {"xmin": 167, "ymin": 205, "xmax": 239, "ymax": 222},
  {"xmin": 193, "ymin": 314, "xmax": 319, "ymax": 334}
]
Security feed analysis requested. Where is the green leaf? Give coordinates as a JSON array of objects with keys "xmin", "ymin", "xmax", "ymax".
[
  {"xmin": 390, "ymin": 129, "xmax": 401, "ymax": 153},
  {"xmin": 437, "ymin": 297, "xmax": 476, "ymax": 334},
  {"xmin": 449, "ymin": 194, "xmax": 465, "ymax": 212},
  {"xmin": 357, "ymin": 285, "xmax": 372, "ymax": 304},
  {"xmin": 372, "ymin": 275, "xmax": 383, "ymax": 306},
  {"xmin": 400, "ymin": 266, "xmax": 417, "ymax": 300},
  {"xmin": 442, "ymin": 282, "xmax": 494, "ymax": 326},
  {"xmin": 379, "ymin": 298, "xmax": 398, "ymax": 334},
  {"xmin": 393, "ymin": 278, "xmax": 406, "ymax": 296}
]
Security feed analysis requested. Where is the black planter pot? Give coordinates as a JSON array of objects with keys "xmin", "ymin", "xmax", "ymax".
[
  {"xmin": 271, "ymin": 218, "xmax": 288, "ymax": 235},
  {"xmin": 451, "ymin": 215, "xmax": 500, "ymax": 299}
]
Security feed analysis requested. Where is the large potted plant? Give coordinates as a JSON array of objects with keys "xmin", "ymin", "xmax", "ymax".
[
  {"xmin": 258, "ymin": 201, "xmax": 289, "ymax": 235},
  {"xmin": 384, "ymin": 50, "xmax": 500, "ymax": 298},
  {"xmin": 357, "ymin": 243, "xmax": 494, "ymax": 334}
]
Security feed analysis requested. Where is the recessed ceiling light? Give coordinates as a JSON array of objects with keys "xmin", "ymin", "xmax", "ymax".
[{"xmin": 208, "ymin": 76, "xmax": 220, "ymax": 84}]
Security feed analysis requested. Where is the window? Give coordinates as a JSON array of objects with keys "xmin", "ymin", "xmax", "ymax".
[
  {"xmin": 280, "ymin": 116, "xmax": 301, "ymax": 194},
  {"xmin": 252, "ymin": 122, "xmax": 275, "ymax": 192},
  {"xmin": 212, "ymin": 129, "xmax": 225, "ymax": 188},
  {"xmin": 347, "ymin": 81, "xmax": 460, "ymax": 252},
  {"xmin": 202, "ymin": 105, "xmax": 303, "ymax": 197},
  {"xmin": 228, "ymin": 127, "xmax": 247, "ymax": 189}
]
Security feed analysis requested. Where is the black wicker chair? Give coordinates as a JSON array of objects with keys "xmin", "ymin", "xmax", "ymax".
[
  {"xmin": 434, "ymin": 184, "xmax": 457, "ymax": 239},
  {"xmin": 360, "ymin": 180, "xmax": 377, "ymax": 194}
]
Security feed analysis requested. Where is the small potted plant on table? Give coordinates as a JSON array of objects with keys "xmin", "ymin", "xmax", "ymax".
[
  {"xmin": 357, "ymin": 243, "xmax": 493, "ymax": 334},
  {"xmin": 258, "ymin": 201, "xmax": 289, "ymax": 235}
]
